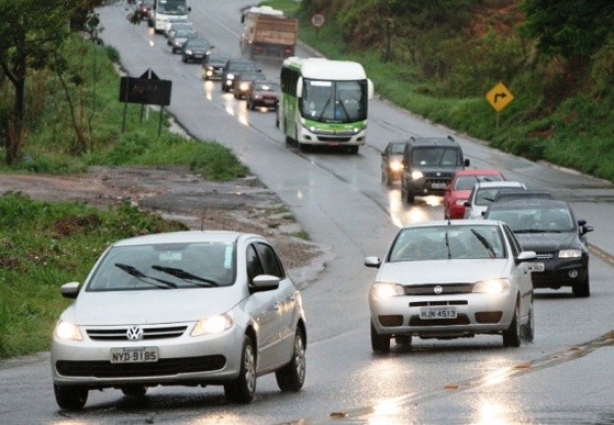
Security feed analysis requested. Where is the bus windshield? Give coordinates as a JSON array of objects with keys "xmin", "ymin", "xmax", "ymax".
[
  {"xmin": 301, "ymin": 79, "xmax": 367, "ymax": 123},
  {"xmin": 157, "ymin": 0, "xmax": 188, "ymax": 15}
]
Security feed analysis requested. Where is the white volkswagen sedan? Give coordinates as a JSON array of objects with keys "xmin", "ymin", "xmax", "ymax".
[
  {"xmin": 365, "ymin": 220, "xmax": 536, "ymax": 352},
  {"xmin": 51, "ymin": 231, "xmax": 307, "ymax": 409}
]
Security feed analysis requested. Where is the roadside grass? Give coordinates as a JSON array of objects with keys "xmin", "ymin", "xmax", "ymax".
[
  {"xmin": 0, "ymin": 33, "xmax": 249, "ymax": 358},
  {"xmin": 0, "ymin": 192, "xmax": 188, "ymax": 358}
]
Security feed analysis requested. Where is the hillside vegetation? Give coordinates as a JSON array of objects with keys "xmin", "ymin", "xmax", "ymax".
[{"xmin": 271, "ymin": 0, "xmax": 614, "ymax": 180}]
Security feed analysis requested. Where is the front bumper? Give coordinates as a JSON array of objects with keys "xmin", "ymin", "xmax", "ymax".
[
  {"xmin": 51, "ymin": 323, "xmax": 244, "ymax": 389},
  {"xmin": 369, "ymin": 291, "xmax": 517, "ymax": 339},
  {"xmin": 530, "ymin": 256, "xmax": 588, "ymax": 288}
]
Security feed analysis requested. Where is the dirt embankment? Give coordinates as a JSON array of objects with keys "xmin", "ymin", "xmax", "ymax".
[{"xmin": 0, "ymin": 166, "xmax": 330, "ymax": 285}]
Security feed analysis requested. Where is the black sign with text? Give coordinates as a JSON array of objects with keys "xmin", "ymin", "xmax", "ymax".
[{"xmin": 119, "ymin": 75, "xmax": 172, "ymax": 106}]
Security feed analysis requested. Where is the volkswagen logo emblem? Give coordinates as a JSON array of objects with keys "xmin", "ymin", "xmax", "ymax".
[
  {"xmin": 126, "ymin": 326, "xmax": 144, "ymax": 341},
  {"xmin": 433, "ymin": 285, "xmax": 443, "ymax": 294}
]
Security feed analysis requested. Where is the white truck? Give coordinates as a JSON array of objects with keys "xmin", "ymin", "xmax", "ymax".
[{"xmin": 240, "ymin": 6, "xmax": 299, "ymax": 59}]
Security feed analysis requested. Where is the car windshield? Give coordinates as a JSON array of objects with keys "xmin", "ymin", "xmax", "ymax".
[
  {"xmin": 86, "ymin": 242, "xmax": 236, "ymax": 291},
  {"xmin": 175, "ymin": 29, "xmax": 195, "ymax": 38},
  {"xmin": 489, "ymin": 207, "xmax": 575, "ymax": 233},
  {"xmin": 187, "ymin": 39, "xmax": 210, "ymax": 48},
  {"xmin": 389, "ymin": 224, "xmax": 506, "ymax": 261},
  {"xmin": 412, "ymin": 147, "xmax": 460, "ymax": 167},
  {"xmin": 390, "ymin": 143, "xmax": 406, "ymax": 155},
  {"xmin": 254, "ymin": 82, "xmax": 279, "ymax": 92},
  {"xmin": 239, "ymin": 72, "xmax": 264, "ymax": 81},
  {"xmin": 455, "ymin": 174, "xmax": 504, "ymax": 190},
  {"xmin": 475, "ymin": 187, "xmax": 520, "ymax": 206},
  {"xmin": 230, "ymin": 62, "xmax": 258, "ymax": 72}
]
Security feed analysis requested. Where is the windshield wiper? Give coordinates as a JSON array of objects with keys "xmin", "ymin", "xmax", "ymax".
[
  {"xmin": 514, "ymin": 229, "xmax": 545, "ymax": 233},
  {"xmin": 151, "ymin": 265, "xmax": 219, "ymax": 287},
  {"xmin": 318, "ymin": 94, "xmax": 334, "ymax": 121},
  {"xmin": 470, "ymin": 229, "xmax": 496, "ymax": 258},
  {"xmin": 115, "ymin": 263, "xmax": 177, "ymax": 289}
]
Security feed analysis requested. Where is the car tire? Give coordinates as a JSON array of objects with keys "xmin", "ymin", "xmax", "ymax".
[
  {"xmin": 275, "ymin": 327, "xmax": 306, "ymax": 392},
  {"xmin": 572, "ymin": 274, "xmax": 590, "ymax": 297},
  {"xmin": 348, "ymin": 146, "xmax": 359, "ymax": 155},
  {"xmin": 522, "ymin": 300, "xmax": 535, "ymax": 343},
  {"xmin": 54, "ymin": 384, "xmax": 88, "ymax": 410},
  {"xmin": 502, "ymin": 304, "xmax": 521, "ymax": 348},
  {"xmin": 121, "ymin": 385, "xmax": 148, "ymax": 397},
  {"xmin": 401, "ymin": 181, "xmax": 415, "ymax": 204},
  {"xmin": 182, "ymin": 55, "xmax": 187, "ymax": 63},
  {"xmin": 370, "ymin": 322, "xmax": 391, "ymax": 353},
  {"xmin": 224, "ymin": 335, "xmax": 256, "ymax": 403}
]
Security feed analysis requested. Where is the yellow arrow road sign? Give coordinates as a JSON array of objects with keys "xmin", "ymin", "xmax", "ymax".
[{"xmin": 486, "ymin": 82, "xmax": 514, "ymax": 112}]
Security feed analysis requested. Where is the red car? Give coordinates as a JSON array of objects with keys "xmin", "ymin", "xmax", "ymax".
[{"xmin": 443, "ymin": 168, "xmax": 505, "ymax": 219}]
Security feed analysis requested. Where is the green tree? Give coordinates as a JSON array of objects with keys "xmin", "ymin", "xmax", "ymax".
[
  {"xmin": 521, "ymin": 0, "xmax": 614, "ymax": 60},
  {"xmin": 0, "ymin": 0, "xmax": 104, "ymax": 165}
]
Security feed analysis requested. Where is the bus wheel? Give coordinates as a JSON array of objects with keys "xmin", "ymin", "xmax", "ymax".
[{"xmin": 348, "ymin": 146, "xmax": 359, "ymax": 154}]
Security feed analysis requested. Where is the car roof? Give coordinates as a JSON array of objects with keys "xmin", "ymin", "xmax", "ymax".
[
  {"xmin": 454, "ymin": 168, "xmax": 503, "ymax": 177},
  {"xmin": 474, "ymin": 181, "xmax": 525, "ymax": 189},
  {"xmin": 111, "ymin": 230, "xmax": 257, "ymax": 247},
  {"xmin": 486, "ymin": 198, "xmax": 570, "ymax": 211},
  {"xmin": 401, "ymin": 219, "xmax": 503, "ymax": 229},
  {"xmin": 493, "ymin": 189, "xmax": 553, "ymax": 201},
  {"xmin": 408, "ymin": 136, "xmax": 459, "ymax": 147}
]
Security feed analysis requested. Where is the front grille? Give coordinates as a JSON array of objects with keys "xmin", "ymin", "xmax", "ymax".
[
  {"xmin": 409, "ymin": 314, "xmax": 470, "ymax": 326},
  {"xmin": 86, "ymin": 325, "xmax": 188, "ymax": 341},
  {"xmin": 56, "ymin": 355, "xmax": 226, "ymax": 378},
  {"xmin": 410, "ymin": 300, "xmax": 468, "ymax": 307},
  {"xmin": 316, "ymin": 136, "xmax": 352, "ymax": 142},
  {"xmin": 536, "ymin": 252, "xmax": 555, "ymax": 260},
  {"xmin": 404, "ymin": 284, "xmax": 474, "ymax": 295}
]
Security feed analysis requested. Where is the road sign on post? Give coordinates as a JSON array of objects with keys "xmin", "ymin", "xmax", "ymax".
[
  {"xmin": 486, "ymin": 81, "xmax": 514, "ymax": 130},
  {"xmin": 486, "ymin": 81, "xmax": 514, "ymax": 112},
  {"xmin": 119, "ymin": 68, "xmax": 172, "ymax": 136}
]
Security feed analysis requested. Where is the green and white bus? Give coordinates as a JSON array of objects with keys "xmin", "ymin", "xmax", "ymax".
[{"xmin": 278, "ymin": 57, "xmax": 374, "ymax": 154}]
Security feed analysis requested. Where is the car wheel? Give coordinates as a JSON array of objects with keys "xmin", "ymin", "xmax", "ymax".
[
  {"xmin": 348, "ymin": 146, "xmax": 359, "ymax": 154},
  {"xmin": 182, "ymin": 55, "xmax": 187, "ymax": 63},
  {"xmin": 522, "ymin": 300, "xmax": 535, "ymax": 343},
  {"xmin": 275, "ymin": 327, "xmax": 306, "ymax": 392},
  {"xmin": 572, "ymin": 274, "xmax": 590, "ymax": 297},
  {"xmin": 401, "ymin": 181, "xmax": 415, "ymax": 204},
  {"xmin": 502, "ymin": 304, "xmax": 521, "ymax": 348},
  {"xmin": 370, "ymin": 322, "xmax": 391, "ymax": 353},
  {"xmin": 121, "ymin": 385, "xmax": 148, "ymax": 397},
  {"xmin": 54, "ymin": 384, "xmax": 88, "ymax": 410},
  {"xmin": 224, "ymin": 335, "xmax": 256, "ymax": 403},
  {"xmin": 395, "ymin": 335, "xmax": 412, "ymax": 347}
]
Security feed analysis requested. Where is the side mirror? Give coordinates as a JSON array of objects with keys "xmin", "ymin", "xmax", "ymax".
[
  {"xmin": 364, "ymin": 256, "xmax": 381, "ymax": 268},
  {"xmin": 464, "ymin": 158, "xmax": 470, "ymax": 167},
  {"xmin": 296, "ymin": 77, "xmax": 303, "ymax": 98}
]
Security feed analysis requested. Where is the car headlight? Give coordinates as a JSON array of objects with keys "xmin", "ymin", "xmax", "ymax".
[
  {"xmin": 455, "ymin": 199, "xmax": 467, "ymax": 205},
  {"xmin": 54, "ymin": 320, "xmax": 83, "ymax": 341},
  {"xmin": 191, "ymin": 312, "xmax": 234, "ymax": 336},
  {"xmin": 371, "ymin": 282, "xmax": 404, "ymax": 299},
  {"xmin": 559, "ymin": 249, "xmax": 582, "ymax": 258},
  {"xmin": 239, "ymin": 82, "xmax": 250, "ymax": 91},
  {"xmin": 227, "ymin": 73, "xmax": 235, "ymax": 80},
  {"xmin": 185, "ymin": 49, "xmax": 193, "ymax": 55},
  {"xmin": 389, "ymin": 160, "xmax": 403, "ymax": 172},
  {"xmin": 174, "ymin": 40, "xmax": 182, "ymax": 46},
  {"xmin": 411, "ymin": 170, "xmax": 424, "ymax": 180},
  {"xmin": 473, "ymin": 278, "xmax": 510, "ymax": 294}
]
